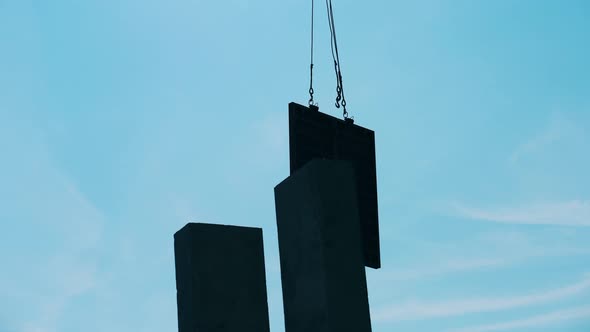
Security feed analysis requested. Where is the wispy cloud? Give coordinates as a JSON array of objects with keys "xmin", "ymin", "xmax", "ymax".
[
  {"xmin": 252, "ymin": 111, "xmax": 288, "ymax": 157},
  {"xmin": 372, "ymin": 274, "xmax": 590, "ymax": 322},
  {"xmin": 375, "ymin": 250, "xmax": 590, "ymax": 290},
  {"xmin": 453, "ymin": 200, "xmax": 590, "ymax": 226},
  {"xmin": 0, "ymin": 115, "xmax": 105, "ymax": 332},
  {"xmin": 509, "ymin": 112, "xmax": 586, "ymax": 165},
  {"xmin": 18, "ymin": 203, "xmax": 102, "ymax": 332},
  {"xmin": 449, "ymin": 305, "xmax": 590, "ymax": 332},
  {"xmin": 14, "ymin": 253, "xmax": 100, "ymax": 332},
  {"xmin": 509, "ymin": 119, "xmax": 562, "ymax": 164},
  {"xmin": 373, "ymin": 258, "xmax": 507, "ymax": 282}
]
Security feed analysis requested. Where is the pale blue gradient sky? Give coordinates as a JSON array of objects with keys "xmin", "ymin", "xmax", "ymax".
[{"xmin": 1, "ymin": 1, "xmax": 589, "ymax": 332}]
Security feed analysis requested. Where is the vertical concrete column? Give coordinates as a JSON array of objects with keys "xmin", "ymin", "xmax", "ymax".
[
  {"xmin": 274, "ymin": 159, "xmax": 372, "ymax": 332},
  {"xmin": 174, "ymin": 223, "xmax": 271, "ymax": 332}
]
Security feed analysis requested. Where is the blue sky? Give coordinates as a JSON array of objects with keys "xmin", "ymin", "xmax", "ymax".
[{"xmin": 1, "ymin": 0, "xmax": 589, "ymax": 331}]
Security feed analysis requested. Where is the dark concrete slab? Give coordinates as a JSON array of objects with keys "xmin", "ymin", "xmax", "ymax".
[
  {"xmin": 174, "ymin": 223, "xmax": 270, "ymax": 332},
  {"xmin": 274, "ymin": 159, "xmax": 372, "ymax": 332},
  {"xmin": 288, "ymin": 102, "xmax": 381, "ymax": 269}
]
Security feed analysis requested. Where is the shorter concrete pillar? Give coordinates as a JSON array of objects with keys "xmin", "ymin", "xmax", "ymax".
[{"xmin": 174, "ymin": 223, "xmax": 270, "ymax": 332}]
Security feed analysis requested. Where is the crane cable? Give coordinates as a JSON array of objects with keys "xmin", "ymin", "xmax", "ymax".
[
  {"xmin": 308, "ymin": 0, "xmax": 315, "ymax": 106},
  {"xmin": 307, "ymin": 0, "xmax": 351, "ymax": 120},
  {"xmin": 326, "ymin": 0, "xmax": 349, "ymax": 120}
]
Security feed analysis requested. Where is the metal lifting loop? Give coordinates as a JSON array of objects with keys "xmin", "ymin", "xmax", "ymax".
[{"xmin": 309, "ymin": 63, "xmax": 314, "ymax": 106}]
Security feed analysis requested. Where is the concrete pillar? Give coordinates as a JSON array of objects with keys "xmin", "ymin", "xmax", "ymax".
[
  {"xmin": 174, "ymin": 223, "xmax": 271, "ymax": 332},
  {"xmin": 274, "ymin": 159, "xmax": 372, "ymax": 332}
]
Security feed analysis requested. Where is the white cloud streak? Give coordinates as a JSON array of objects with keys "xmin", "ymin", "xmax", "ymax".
[
  {"xmin": 372, "ymin": 274, "xmax": 590, "ymax": 322},
  {"xmin": 0, "ymin": 112, "xmax": 105, "ymax": 332},
  {"xmin": 509, "ymin": 112, "xmax": 586, "ymax": 165},
  {"xmin": 509, "ymin": 120, "xmax": 562, "ymax": 164},
  {"xmin": 372, "ymin": 258, "xmax": 507, "ymax": 282},
  {"xmin": 449, "ymin": 305, "xmax": 590, "ymax": 332},
  {"xmin": 453, "ymin": 200, "xmax": 590, "ymax": 226}
]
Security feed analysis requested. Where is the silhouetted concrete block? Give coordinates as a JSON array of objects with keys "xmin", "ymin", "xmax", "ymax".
[
  {"xmin": 174, "ymin": 223, "xmax": 270, "ymax": 332},
  {"xmin": 274, "ymin": 159, "xmax": 372, "ymax": 332},
  {"xmin": 288, "ymin": 102, "xmax": 381, "ymax": 269}
]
